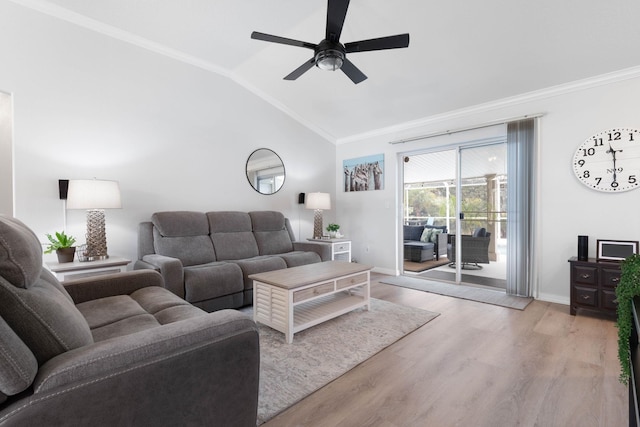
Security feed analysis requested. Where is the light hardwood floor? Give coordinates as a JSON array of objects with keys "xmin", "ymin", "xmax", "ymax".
[{"xmin": 263, "ymin": 273, "xmax": 628, "ymax": 427}]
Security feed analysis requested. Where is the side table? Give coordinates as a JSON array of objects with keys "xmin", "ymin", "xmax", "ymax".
[
  {"xmin": 45, "ymin": 256, "xmax": 131, "ymax": 283},
  {"xmin": 307, "ymin": 238, "xmax": 351, "ymax": 262}
]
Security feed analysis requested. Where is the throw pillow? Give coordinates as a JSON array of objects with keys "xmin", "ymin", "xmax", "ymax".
[
  {"xmin": 420, "ymin": 228, "xmax": 433, "ymax": 243},
  {"xmin": 429, "ymin": 229, "xmax": 442, "ymax": 243}
]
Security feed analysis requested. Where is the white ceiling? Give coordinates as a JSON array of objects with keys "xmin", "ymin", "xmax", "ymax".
[{"xmin": 21, "ymin": 0, "xmax": 640, "ymax": 143}]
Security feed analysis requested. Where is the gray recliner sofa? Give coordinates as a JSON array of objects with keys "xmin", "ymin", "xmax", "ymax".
[
  {"xmin": 0, "ymin": 215, "xmax": 260, "ymax": 426},
  {"xmin": 135, "ymin": 210, "xmax": 330, "ymax": 311}
]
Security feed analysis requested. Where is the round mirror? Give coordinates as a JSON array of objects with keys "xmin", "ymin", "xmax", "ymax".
[{"xmin": 246, "ymin": 148, "xmax": 285, "ymax": 195}]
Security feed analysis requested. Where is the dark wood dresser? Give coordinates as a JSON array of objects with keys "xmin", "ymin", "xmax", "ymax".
[{"xmin": 568, "ymin": 257, "xmax": 622, "ymax": 316}]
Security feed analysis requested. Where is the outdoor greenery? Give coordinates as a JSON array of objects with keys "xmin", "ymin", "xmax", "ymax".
[
  {"xmin": 405, "ymin": 179, "xmax": 506, "ymax": 235},
  {"xmin": 616, "ymin": 253, "xmax": 640, "ymax": 384},
  {"xmin": 44, "ymin": 231, "xmax": 76, "ymax": 254}
]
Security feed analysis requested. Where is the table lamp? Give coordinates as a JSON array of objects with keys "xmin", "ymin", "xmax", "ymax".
[
  {"xmin": 305, "ymin": 192, "xmax": 330, "ymax": 239},
  {"xmin": 66, "ymin": 179, "xmax": 121, "ymax": 261}
]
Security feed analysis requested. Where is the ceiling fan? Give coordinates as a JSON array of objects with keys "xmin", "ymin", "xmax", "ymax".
[{"xmin": 250, "ymin": 0, "xmax": 409, "ymax": 84}]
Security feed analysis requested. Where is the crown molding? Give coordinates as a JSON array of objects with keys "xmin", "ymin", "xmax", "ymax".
[{"xmin": 336, "ymin": 65, "xmax": 640, "ymax": 145}]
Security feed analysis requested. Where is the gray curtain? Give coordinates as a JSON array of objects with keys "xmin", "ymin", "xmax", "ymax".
[{"xmin": 506, "ymin": 118, "xmax": 536, "ymax": 297}]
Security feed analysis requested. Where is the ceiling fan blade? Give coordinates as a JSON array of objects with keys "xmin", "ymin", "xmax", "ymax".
[
  {"xmin": 284, "ymin": 58, "xmax": 316, "ymax": 80},
  {"xmin": 340, "ymin": 58, "xmax": 367, "ymax": 84},
  {"xmin": 345, "ymin": 33, "xmax": 410, "ymax": 53},
  {"xmin": 251, "ymin": 31, "xmax": 316, "ymax": 50},
  {"xmin": 326, "ymin": 0, "xmax": 350, "ymax": 42}
]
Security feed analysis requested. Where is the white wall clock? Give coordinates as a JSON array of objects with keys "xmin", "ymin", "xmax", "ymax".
[{"xmin": 573, "ymin": 128, "xmax": 640, "ymax": 192}]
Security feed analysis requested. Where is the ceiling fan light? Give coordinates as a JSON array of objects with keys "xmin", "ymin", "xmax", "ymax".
[{"xmin": 315, "ymin": 49, "xmax": 344, "ymax": 71}]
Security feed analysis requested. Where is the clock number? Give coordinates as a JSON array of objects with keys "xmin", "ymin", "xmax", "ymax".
[
  {"xmin": 631, "ymin": 133, "xmax": 636, "ymax": 142},
  {"xmin": 595, "ymin": 177, "xmax": 602, "ymax": 185},
  {"xmin": 581, "ymin": 148, "xmax": 595, "ymax": 156},
  {"xmin": 577, "ymin": 159, "xmax": 585, "ymax": 167},
  {"xmin": 611, "ymin": 181, "xmax": 619, "ymax": 188},
  {"xmin": 608, "ymin": 132, "xmax": 621, "ymax": 141},
  {"xmin": 593, "ymin": 138, "xmax": 603, "ymax": 146},
  {"xmin": 630, "ymin": 175, "xmax": 638, "ymax": 184}
]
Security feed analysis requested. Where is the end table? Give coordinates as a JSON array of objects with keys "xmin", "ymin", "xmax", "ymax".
[
  {"xmin": 45, "ymin": 256, "xmax": 131, "ymax": 283},
  {"xmin": 307, "ymin": 238, "xmax": 351, "ymax": 262}
]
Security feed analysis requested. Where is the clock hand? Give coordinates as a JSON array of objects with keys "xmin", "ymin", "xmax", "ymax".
[{"xmin": 607, "ymin": 144, "xmax": 619, "ymax": 183}]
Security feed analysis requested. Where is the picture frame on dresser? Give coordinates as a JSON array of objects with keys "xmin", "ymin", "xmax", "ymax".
[{"xmin": 596, "ymin": 239, "xmax": 639, "ymax": 262}]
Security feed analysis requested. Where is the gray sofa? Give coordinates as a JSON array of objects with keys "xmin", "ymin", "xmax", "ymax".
[
  {"xmin": 0, "ymin": 215, "xmax": 260, "ymax": 426},
  {"xmin": 135, "ymin": 210, "xmax": 330, "ymax": 311},
  {"xmin": 403, "ymin": 224, "xmax": 449, "ymax": 262}
]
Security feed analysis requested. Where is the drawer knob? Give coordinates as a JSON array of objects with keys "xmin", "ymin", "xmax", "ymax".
[
  {"xmin": 581, "ymin": 274, "xmax": 591, "ymax": 279},
  {"xmin": 612, "ymin": 277, "xmax": 620, "ymax": 283},
  {"xmin": 581, "ymin": 295, "xmax": 591, "ymax": 300}
]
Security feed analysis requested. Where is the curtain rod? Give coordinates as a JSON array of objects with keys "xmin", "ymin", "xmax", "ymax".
[{"xmin": 388, "ymin": 113, "xmax": 545, "ymax": 145}]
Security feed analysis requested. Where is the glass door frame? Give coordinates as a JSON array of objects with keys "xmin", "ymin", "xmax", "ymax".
[{"xmin": 400, "ymin": 136, "xmax": 507, "ymax": 287}]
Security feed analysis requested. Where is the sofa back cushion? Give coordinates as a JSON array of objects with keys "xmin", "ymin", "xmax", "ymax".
[
  {"xmin": 152, "ymin": 211, "xmax": 216, "ymax": 266},
  {"xmin": 250, "ymin": 211, "xmax": 294, "ymax": 255},
  {"xmin": 0, "ymin": 216, "xmax": 93, "ymax": 368},
  {"xmin": 208, "ymin": 212, "xmax": 259, "ymax": 260},
  {"xmin": 403, "ymin": 225, "xmax": 424, "ymax": 242}
]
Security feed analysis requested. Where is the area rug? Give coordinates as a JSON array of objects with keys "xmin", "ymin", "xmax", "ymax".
[
  {"xmin": 242, "ymin": 298, "xmax": 439, "ymax": 424},
  {"xmin": 380, "ymin": 275, "xmax": 533, "ymax": 310},
  {"xmin": 403, "ymin": 258, "xmax": 450, "ymax": 272}
]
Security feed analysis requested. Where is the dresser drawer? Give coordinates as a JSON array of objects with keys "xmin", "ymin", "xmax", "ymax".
[
  {"xmin": 601, "ymin": 268, "xmax": 622, "ymax": 288},
  {"xmin": 601, "ymin": 289, "xmax": 618, "ymax": 311},
  {"xmin": 574, "ymin": 286, "xmax": 598, "ymax": 308},
  {"xmin": 293, "ymin": 281, "xmax": 334, "ymax": 303},
  {"xmin": 334, "ymin": 242, "xmax": 350, "ymax": 252},
  {"xmin": 573, "ymin": 266, "xmax": 597, "ymax": 286},
  {"xmin": 336, "ymin": 272, "xmax": 368, "ymax": 290}
]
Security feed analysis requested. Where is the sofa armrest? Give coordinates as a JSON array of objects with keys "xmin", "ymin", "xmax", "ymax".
[
  {"xmin": 137, "ymin": 254, "xmax": 185, "ymax": 298},
  {"xmin": 6, "ymin": 310, "xmax": 259, "ymax": 426},
  {"xmin": 64, "ymin": 270, "xmax": 164, "ymax": 304},
  {"xmin": 293, "ymin": 241, "xmax": 332, "ymax": 261}
]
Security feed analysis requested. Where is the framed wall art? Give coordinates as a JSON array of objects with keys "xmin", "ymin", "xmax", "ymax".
[{"xmin": 343, "ymin": 154, "xmax": 384, "ymax": 192}]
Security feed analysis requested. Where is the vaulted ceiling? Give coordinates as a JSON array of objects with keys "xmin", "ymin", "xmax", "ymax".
[{"xmin": 18, "ymin": 0, "xmax": 640, "ymax": 143}]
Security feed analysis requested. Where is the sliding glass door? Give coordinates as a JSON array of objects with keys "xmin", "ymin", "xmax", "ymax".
[{"xmin": 402, "ymin": 140, "xmax": 507, "ymax": 290}]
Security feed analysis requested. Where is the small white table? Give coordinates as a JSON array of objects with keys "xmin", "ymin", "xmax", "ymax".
[
  {"xmin": 250, "ymin": 261, "xmax": 371, "ymax": 343},
  {"xmin": 45, "ymin": 256, "xmax": 131, "ymax": 282},
  {"xmin": 307, "ymin": 238, "xmax": 351, "ymax": 262}
]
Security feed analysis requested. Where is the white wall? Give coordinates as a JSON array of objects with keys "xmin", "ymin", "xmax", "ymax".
[
  {"xmin": 0, "ymin": 2, "xmax": 335, "ymax": 264},
  {"xmin": 337, "ymin": 74, "xmax": 640, "ymax": 304},
  {"xmin": 0, "ymin": 91, "xmax": 12, "ymax": 216}
]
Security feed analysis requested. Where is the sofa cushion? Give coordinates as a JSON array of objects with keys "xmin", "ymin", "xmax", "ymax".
[
  {"xmin": 232, "ymin": 256, "xmax": 287, "ymax": 290},
  {"xmin": 152, "ymin": 211, "xmax": 210, "ymax": 237},
  {"xmin": 250, "ymin": 211, "xmax": 294, "ymax": 255},
  {"xmin": 151, "ymin": 211, "xmax": 215, "ymax": 267},
  {"xmin": 208, "ymin": 212, "xmax": 259, "ymax": 260},
  {"xmin": 403, "ymin": 225, "xmax": 424, "ymax": 242},
  {"xmin": 0, "ymin": 314, "xmax": 38, "ymax": 397},
  {"xmin": 183, "ymin": 263, "xmax": 244, "ymax": 304},
  {"xmin": 76, "ymin": 286, "xmax": 207, "ymax": 342},
  {"xmin": 0, "ymin": 217, "xmax": 94, "ymax": 365},
  {"xmin": 420, "ymin": 228, "xmax": 432, "ymax": 242}
]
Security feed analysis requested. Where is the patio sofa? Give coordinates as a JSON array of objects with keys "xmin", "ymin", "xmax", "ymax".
[
  {"xmin": 135, "ymin": 210, "xmax": 331, "ymax": 311},
  {"xmin": 403, "ymin": 224, "xmax": 449, "ymax": 262},
  {"xmin": 0, "ymin": 215, "xmax": 260, "ymax": 426}
]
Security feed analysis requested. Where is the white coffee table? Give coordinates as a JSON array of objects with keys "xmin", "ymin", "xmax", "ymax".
[{"xmin": 249, "ymin": 261, "xmax": 371, "ymax": 343}]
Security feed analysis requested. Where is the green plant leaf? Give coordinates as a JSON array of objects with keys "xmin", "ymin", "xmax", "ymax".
[{"xmin": 616, "ymin": 253, "xmax": 640, "ymax": 384}]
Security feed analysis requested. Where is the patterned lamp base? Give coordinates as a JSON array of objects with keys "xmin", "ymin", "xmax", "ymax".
[
  {"xmin": 313, "ymin": 209, "xmax": 324, "ymax": 239},
  {"xmin": 81, "ymin": 209, "xmax": 109, "ymax": 261}
]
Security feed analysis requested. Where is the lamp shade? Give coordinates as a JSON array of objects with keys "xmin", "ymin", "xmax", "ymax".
[
  {"xmin": 305, "ymin": 192, "xmax": 331, "ymax": 210},
  {"xmin": 66, "ymin": 180, "xmax": 122, "ymax": 210}
]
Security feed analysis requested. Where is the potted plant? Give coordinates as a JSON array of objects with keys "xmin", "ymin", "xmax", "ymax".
[
  {"xmin": 326, "ymin": 223, "xmax": 340, "ymax": 238},
  {"xmin": 44, "ymin": 231, "xmax": 77, "ymax": 263},
  {"xmin": 615, "ymin": 253, "xmax": 640, "ymax": 384}
]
